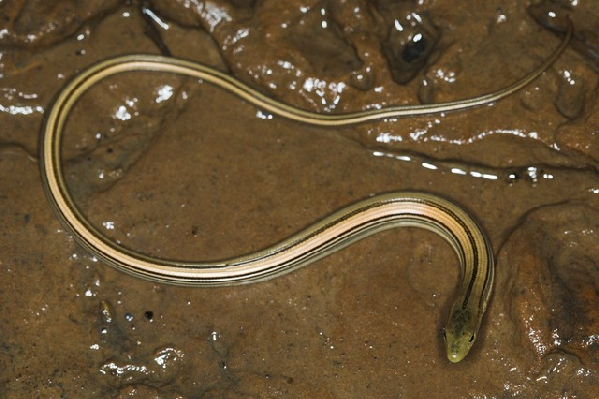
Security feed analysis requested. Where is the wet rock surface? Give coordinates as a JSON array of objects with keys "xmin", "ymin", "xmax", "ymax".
[
  {"xmin": 0, "ymin": 0, "xmax": 121, "ymax": 46},
  {"xmin": 499, "ymin": 203, "xmax": 599, "ymax": 369},
  {"xmin": 1, "ymin": 0, "xmax": 599, "ymax": 397}
]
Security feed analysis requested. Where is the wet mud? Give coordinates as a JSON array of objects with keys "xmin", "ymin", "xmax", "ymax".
[{"xmin": 1, "ymin": 0, "xmax": 599, "ymax": 397}]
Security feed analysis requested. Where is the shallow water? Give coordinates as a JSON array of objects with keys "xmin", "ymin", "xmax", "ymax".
[{"xmin": 1, "ymin": 1, "xmax": 599, "ymax": 397}]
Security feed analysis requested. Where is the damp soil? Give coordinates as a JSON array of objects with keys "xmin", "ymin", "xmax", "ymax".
[{"xmin": 1, "ymin": 1, "xmax": 599, "ymax": 398}]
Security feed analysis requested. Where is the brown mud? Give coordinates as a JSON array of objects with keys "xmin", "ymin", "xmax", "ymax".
[{"xmin": 1, "ymin": 1, "xmax": 598, "ymax": 397}]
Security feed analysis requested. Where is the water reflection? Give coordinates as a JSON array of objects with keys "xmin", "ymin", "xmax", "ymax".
[
  {"xmin": 1, "ymin": 88, "xmax": 44, "ymax": 115},
  {"xmin": 372, "ymin": 150, "xmax": 558, "ymax": 184}
]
